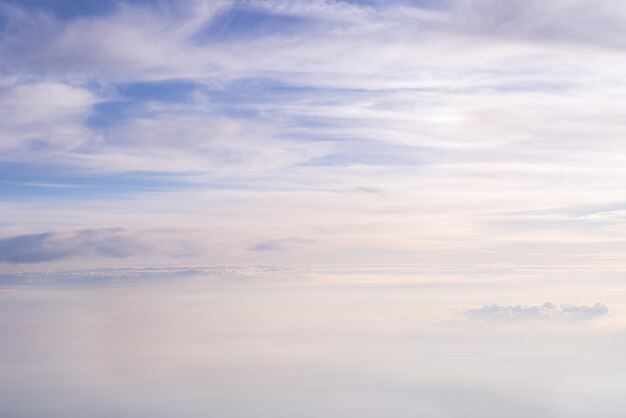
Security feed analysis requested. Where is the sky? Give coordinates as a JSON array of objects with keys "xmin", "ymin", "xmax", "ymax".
[
  {"xmin": 2, "ymin": 1, "xmax": 626, "ymax": 416},
  {"xmin": 3, "ymin": 0, "xmax": 626, "ymax": 270}
]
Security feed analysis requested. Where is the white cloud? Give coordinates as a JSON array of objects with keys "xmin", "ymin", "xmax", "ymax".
[
  {"xmin": 462, "ymin": 302, "xmax": 609, "ymax": 322},
  {"xmin": 0, "ymin": 0, "xmax": 231, "ymax": 81},
  {"xmin": 0, "ymin": 82, "xmax": 95, "ymax": 154}
]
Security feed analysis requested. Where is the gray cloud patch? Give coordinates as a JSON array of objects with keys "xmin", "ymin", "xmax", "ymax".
[
  {"xmin": 462, "ymin": 302, "xmax": 608, "ymax": 322},
  {"xmin": 249, "ymin": 237, "xmax": 315, "ymax": 252},
  {"xmin": 0, "ymin": 229, "xmax": 171, "ymax": 264}
]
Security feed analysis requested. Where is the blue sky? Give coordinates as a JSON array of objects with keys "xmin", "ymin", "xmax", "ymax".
[{"xmin": 3, "ymin": 0, "xmax": 626, "ymax": 269}]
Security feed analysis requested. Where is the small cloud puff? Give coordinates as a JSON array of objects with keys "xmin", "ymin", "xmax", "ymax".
[{"xmin": 462, "ymin": 302, "xmax": 608, "ymax": 322}]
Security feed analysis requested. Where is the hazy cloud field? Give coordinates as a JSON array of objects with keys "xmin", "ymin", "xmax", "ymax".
[{"xmin": 2, "ymin": 0, "xmax": 626, "ymax": 416}]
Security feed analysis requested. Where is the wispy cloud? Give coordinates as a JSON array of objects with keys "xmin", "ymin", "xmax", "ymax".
[{"xmin": 2, "ymin": 0, "xmax": 626, "ymax": 266}]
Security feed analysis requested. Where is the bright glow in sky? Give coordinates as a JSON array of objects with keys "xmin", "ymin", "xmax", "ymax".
[{"xmin": 1, "ymin": 0, "xmax": 626, "ymax": 416}]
